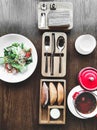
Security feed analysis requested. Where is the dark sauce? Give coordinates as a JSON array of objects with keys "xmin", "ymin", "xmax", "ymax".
[{"xmin": 75, "ymin": 92, "xmax": 96, "ymax": 114}]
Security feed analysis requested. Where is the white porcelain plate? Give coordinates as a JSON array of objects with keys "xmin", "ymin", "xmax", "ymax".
[
  {"xmin": 67, "ymin": 85, "xmax": 97, "ymax": 119},
  {"xmin": 0, "ymin": 34, "xmax": 38, "ymax": 83}
]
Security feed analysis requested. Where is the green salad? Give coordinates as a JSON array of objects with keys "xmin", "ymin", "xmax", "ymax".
[{"xmin": 0, "ymin": 43, "xmax": 32, "ymax": 74}]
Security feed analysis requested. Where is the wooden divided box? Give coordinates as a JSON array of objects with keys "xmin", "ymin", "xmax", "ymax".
[{"xmin": 39, "ymin": 79, "xmax": 66, "ymax": 124}]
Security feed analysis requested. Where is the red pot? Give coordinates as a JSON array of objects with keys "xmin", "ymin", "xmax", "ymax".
[{"xmin": 78, "ymin": 67, "xmax": 97, "ymax": 91}]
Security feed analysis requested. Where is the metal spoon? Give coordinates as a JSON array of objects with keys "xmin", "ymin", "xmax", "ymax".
[{"xmin": 57, "ymin": 36, "xmax": 65, "ymax": 73}]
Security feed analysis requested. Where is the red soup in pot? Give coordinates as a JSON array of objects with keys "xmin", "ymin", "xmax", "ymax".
[{"xmin": 75, "ymin": 92, "xmax": 96, "ymax": 114}]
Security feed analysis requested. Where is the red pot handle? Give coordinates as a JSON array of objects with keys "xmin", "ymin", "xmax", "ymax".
[{"xmin": 72, "ymin": 92, "xmax": 79, "ymax": 100}]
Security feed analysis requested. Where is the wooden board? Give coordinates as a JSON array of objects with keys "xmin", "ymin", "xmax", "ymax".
[
  {"xmin": 38, "ymin": 2, "xmax": 73, "ymax": 30},
  {"xmin": 39, "ymin": 79, "xmax": 66, "ymax": 124},
  {"xmin": 41, "ymin": 32, "xmax": 67, "ymax": 77}
]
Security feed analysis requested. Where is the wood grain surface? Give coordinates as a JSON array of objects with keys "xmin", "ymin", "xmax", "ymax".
[{"xmin": 0, "ymin": 0, "xmax": 97, "ymax": 130}]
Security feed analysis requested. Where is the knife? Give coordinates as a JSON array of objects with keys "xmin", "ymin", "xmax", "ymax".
[{"xmin": 50, "ymin": 33, "xmax": 55, "ymax": 75}]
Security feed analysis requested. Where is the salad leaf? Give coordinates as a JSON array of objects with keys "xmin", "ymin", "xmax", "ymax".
[
  {"xmin": 26, "ymin": 57, "xmax": 32, "ymax": 64},
  {"xmin": 11, "ymin": 63, "xmax": 27, "ymax": 72},
  {"xmin": 20, "ymin": 43, "xmax": 24, "ymax": 49},
  {"xmin": 12, "ymin": 43, "xmax": 19, "ymax": 47},
  {"xmin": 0, "ymin": 57, "xmax": 4, "ymax": 64}
]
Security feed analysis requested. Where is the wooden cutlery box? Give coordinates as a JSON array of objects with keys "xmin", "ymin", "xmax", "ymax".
[
  {"xmin": 41, "ymin": 32, "xmax": 67, "ymax": 77},
  {"xmin": 39, "ymin": 79, "xmax": 66, "ymax": 124},
  {"xmin": 38, "ymin": 2, "xmax": 73, "ymax": 30}
]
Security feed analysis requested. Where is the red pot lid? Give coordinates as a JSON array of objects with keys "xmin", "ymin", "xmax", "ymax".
[{"xmin": 78, "ymin": 67, "xmax": 97, "ymax": 91}]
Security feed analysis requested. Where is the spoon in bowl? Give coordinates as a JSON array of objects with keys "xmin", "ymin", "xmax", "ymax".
[{"xmin": 57, "ymin": 36, "xmax": 65, "ymax": 73}]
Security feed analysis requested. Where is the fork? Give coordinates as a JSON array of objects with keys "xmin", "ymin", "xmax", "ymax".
[{"xmin": 44, "ymin": 36, "xmax": 50, "ymax": 73}]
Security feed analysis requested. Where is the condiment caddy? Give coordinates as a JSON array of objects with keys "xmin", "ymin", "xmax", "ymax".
[{"xmin": 38, "ymin": 2, "xmax": 73, "ymax": 30}]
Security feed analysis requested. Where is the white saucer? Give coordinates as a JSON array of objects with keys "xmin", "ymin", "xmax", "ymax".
[
  {"xmin": 67, "ymin": 85, "xmax": 97, "ymax": 119},
  {"xmin": 75, "ymin": 34, "xmax": 96, "ymax": 55}
]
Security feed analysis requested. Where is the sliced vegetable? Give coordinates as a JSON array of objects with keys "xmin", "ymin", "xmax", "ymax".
[{"xmin": 25, "ymin": 52, "xmax": 31, "ymax": 58}]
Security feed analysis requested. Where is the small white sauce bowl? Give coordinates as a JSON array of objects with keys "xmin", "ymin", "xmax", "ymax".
[
  {"xmin": 50, "ymin": 108, "xmax": 60, "ymax": 119},
  {"xmin": 75, "ymin": 34, "xmax": 96, "ymax": 55}
]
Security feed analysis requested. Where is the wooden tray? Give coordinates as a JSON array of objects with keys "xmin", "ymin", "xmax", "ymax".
[
  {"xmin": 39, "ymin": 79, "xmax": 66, "ymax": 124},
  {"xmin": 41, "ymin": 32, "xmax": 67, "ymax": 77},
  {"xmin": 38, "ymin": 2, "xmax": 73, "ymax": 30}
]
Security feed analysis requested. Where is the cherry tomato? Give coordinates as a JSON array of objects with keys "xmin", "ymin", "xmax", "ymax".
[{"xmin": 25, "ymin": 52, "xmax": 31, "ymax": 58}]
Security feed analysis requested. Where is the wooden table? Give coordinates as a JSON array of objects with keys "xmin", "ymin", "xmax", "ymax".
[{"xmin": 0, "ymin": 0, "xmax": 97, "ymax": 130}]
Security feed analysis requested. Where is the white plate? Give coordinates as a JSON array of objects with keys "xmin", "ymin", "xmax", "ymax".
[
  {"xmin": 0, "ymin": 34, "xmax": 38, "ymax": 83},
  {"xmin": 67, "ymin": 85, "xmax": 97, "ymax": 119},
  {"xmin": 75, "ymin": 34, "xmax": 96, "ymax": 55}
]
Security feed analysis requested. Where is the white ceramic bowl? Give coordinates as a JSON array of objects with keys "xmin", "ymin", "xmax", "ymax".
[{"xmin": 75, "ymin": 34, "xmax": 96, "ymax": 55}]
